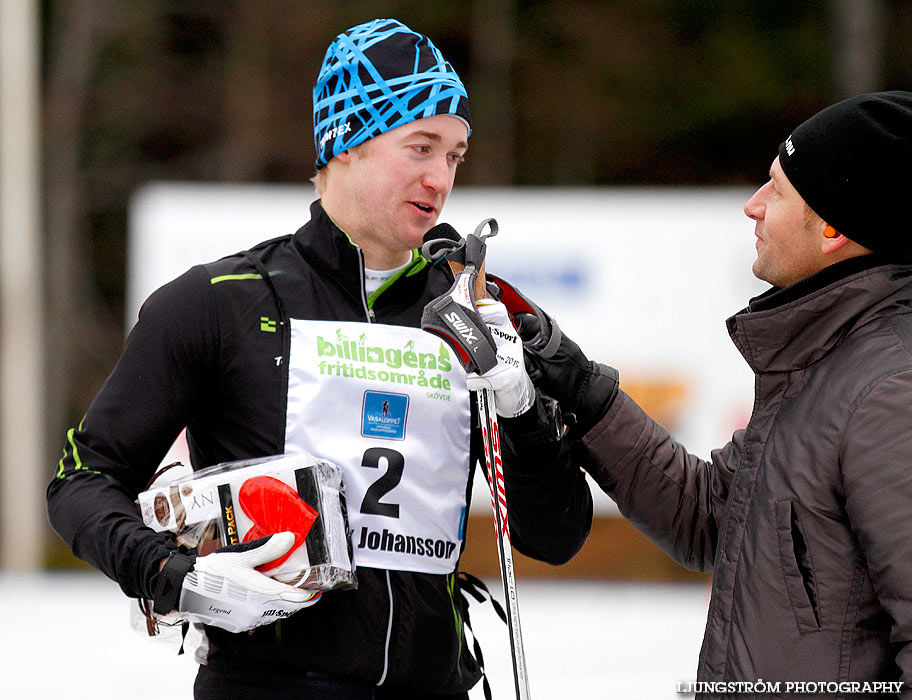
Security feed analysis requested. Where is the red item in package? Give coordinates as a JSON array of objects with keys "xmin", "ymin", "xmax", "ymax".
[{"xmin": 239, "ymin": 476, "xmax": 318, "ymax": 572}]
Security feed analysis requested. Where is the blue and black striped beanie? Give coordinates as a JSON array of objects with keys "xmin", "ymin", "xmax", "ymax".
[{"xmin": 313, "ymin": 18, "xmax": 471, "ymax": 169}]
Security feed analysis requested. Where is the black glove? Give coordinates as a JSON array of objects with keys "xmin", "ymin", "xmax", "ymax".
[{"xmin": 515, "ymin": 313, "xmax": 619, "ymax": 441}]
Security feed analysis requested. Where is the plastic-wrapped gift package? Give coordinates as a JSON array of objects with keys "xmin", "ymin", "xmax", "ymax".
[{"xmin": 137, "ymin": 452, "xmax": 356, "ymax": 592}]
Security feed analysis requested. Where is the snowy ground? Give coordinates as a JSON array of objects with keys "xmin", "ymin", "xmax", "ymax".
[{"xmin": 0, "ymin": 571, "xmax": 709, "ymax": 699}]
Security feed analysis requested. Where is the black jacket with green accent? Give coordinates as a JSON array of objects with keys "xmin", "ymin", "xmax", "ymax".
[{"xmin": 47, "ymin": 200, "xmax": 592, "ymax": 694}]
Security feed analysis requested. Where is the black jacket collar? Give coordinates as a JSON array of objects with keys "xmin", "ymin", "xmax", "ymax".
[
  {"xmin": 292, "ymin": 200, "xmax": 366, "ymax": 296},
  {"xmin": 291, "ymin": 200, "xmax": 435, "ymax": 313}
]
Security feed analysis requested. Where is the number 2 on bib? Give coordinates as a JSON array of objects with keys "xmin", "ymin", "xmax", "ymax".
[{"xmin": 360, "ymin": 447, "xmax": 404, "ymax": 518}]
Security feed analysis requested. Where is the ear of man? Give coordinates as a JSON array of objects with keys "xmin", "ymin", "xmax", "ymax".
[{"xmin": 819, "ymin": 222, "xmax": 872, "ymax": 258}]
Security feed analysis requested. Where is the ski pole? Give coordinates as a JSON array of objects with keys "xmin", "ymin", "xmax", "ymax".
[
  {"xmin": 421, "ymin": 220, "xmax": 532, "ymax": 700},
  {"xmin": 476, "ymin": 385, "xmax": 531, "ymax": 700}
]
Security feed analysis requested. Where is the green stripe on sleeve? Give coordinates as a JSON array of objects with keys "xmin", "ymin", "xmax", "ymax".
[
  {"xmin": 56, "ymin": 421, "xmax": 84, "ymax": 478},
  {"xmin": 210, "ymin": 270, "xmax": 282, "ymax": 285},
  {"xmin": 210, "ymin": 273, "xmax": 264, "ymax": 285}
]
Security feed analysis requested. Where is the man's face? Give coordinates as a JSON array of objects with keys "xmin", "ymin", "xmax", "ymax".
[
  {"xmin": 330, "ymin": 114, "xmax": 468, "ymax": 268},
  {"xmin": 744, "ymin": 156, "xmax": 826, "ymax": 288}
]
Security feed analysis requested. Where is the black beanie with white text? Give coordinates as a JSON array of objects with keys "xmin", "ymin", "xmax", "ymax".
[{"xmin": 778, "ymin": 91, "xmax": 912, "ymax": 258}]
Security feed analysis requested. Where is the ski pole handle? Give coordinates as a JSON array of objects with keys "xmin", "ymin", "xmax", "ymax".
[
  {"xmin": 446, "ymin": 257, "xmax": 488, "ymax": 302},
  {"xmin": 422, "ymin": 219, "xmax": 500, "ymax": 302},
  {"xmin": 420, "ymin": 221, "xmax": 500, "ymax": 374}
]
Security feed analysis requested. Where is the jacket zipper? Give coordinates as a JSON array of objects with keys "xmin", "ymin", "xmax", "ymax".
[
  {"xmin": 357, "ymin": 249, "xmax": 392, "ymax": 684},
  {"xmin": 357, "ymin": 249, "xmax": 375, "ymax": 323},
  {"xmin": 378, "ymin": 569, "xmax": 394, "ymax": 686}
]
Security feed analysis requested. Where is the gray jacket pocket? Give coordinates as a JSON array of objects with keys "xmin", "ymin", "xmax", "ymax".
[{"xmin": 775, "ymin": 499, "xmax": 821, "ymax": 635}]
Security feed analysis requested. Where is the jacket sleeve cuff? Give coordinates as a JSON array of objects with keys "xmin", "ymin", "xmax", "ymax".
[
  {"xmin": 499, "ymin": 391, "xmax": 564, "ymax": 448},
  {"xmin": 128, "ymin": 537, "xmax": 179, "ymax": 601},
  {"xmin": 151, "ymin": 552, "xmax": 196, "ymax": 614}
]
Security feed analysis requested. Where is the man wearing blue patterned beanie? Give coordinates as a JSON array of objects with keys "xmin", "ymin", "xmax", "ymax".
[
  {"xmin": 309, "ymin": 19, "xmax": 475, "ymax": 271},
  {"xmin": 313, "ymin": 18, "xmax": 471, "ymax": 170},
  {"xmin": 47, "ymin": 16, "xmax": 592, "ymax": 700}
]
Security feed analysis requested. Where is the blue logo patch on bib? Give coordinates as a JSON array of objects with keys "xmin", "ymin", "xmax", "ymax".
[{"xmin": 362, "ymin": 391, "xmax": 409, "ymax": 440}]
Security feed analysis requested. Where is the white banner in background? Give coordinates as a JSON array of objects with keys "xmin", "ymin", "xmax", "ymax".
[{"xmin": 129, "ymin": 185, "xmax": 766, "ymax": 513}]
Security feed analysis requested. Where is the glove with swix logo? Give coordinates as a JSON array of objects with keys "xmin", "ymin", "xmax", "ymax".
[
  {"xmin": 153, "ymin": 532, "xmax": 321, "ymax": 634},
  {"xmin": 465, "ymin": 300, "xmax": 535, "ymax": 418}
]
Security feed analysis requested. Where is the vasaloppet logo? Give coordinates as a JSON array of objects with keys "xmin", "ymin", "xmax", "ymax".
[{"xmin": 362, "ymin": 391, "xmax": 408, "ymax": 440}]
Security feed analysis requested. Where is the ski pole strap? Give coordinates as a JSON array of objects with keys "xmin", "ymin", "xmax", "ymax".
[
  {"xmin": 458, "ymin": 571, "xmax": 507, "ymax": 700},
  {"xmin": 421, "ymin": 294, "xmax": 498, "ymax": 374},
  {"xmin": 459, "ymin": 597, "xmax": 493, "ymax": 700},
  {"xmin": 422, "ymin": 226, "xmax": 465, "ymax": 265},
  {"xmin": 425, "ymin": 218, "xmax": 497, "ymax": 267},
  {"xmin": 468, "ymin": 624, "xmax": 494, "ymax": 700},
  {"xmin": 458, "ymin": 571, "xmax": 508, "ymax": 623}
]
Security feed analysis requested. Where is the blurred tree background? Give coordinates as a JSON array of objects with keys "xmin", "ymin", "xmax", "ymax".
[{"xmin": 35, "ymin": 0, "xmax": 910, "ymax": 561}]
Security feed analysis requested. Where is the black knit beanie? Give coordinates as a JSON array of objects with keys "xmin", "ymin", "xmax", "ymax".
[{"xmin": 778, "ymin": 91, "xmax": 912, "ymax": 258}]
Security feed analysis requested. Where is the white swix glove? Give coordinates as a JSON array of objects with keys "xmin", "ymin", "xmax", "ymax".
[
  {"xmin": 178, "ymin": 532, "xmax": 321, "ymax": 633},
  {"xmin": 465, "ymin": 300, "xmax": 535, "ymax": 418}
]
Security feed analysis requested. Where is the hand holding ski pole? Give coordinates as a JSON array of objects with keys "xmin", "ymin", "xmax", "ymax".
[
  {"xmin": 420, "ymin": 220, "xmax": 499, "ymax": 374},
  {"xmin": 421, "ymin": 219, "xmax": 533, "ymax": 700},
  {"xmin": 466, "ymin": 300, "xmax": 534, "ymax": 417}
]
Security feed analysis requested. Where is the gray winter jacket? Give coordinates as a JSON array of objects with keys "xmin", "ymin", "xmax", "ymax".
[{"xmin": 579, "ymin": 258, "xmax": 912, "ymax": 698}]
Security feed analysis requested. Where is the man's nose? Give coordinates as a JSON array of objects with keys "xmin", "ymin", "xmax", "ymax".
[
  {"xmin": 743, "ymin": 184, "xmax": 768, "ymax": 220},
  {"xmin": 422, "ymin": 156, "xmax": 451, "ymax": 192}
]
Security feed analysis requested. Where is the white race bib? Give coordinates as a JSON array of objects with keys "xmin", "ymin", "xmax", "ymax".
[{"xmin": 285, "ymin": 319, "xmax": 472, "ymax": 574}]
